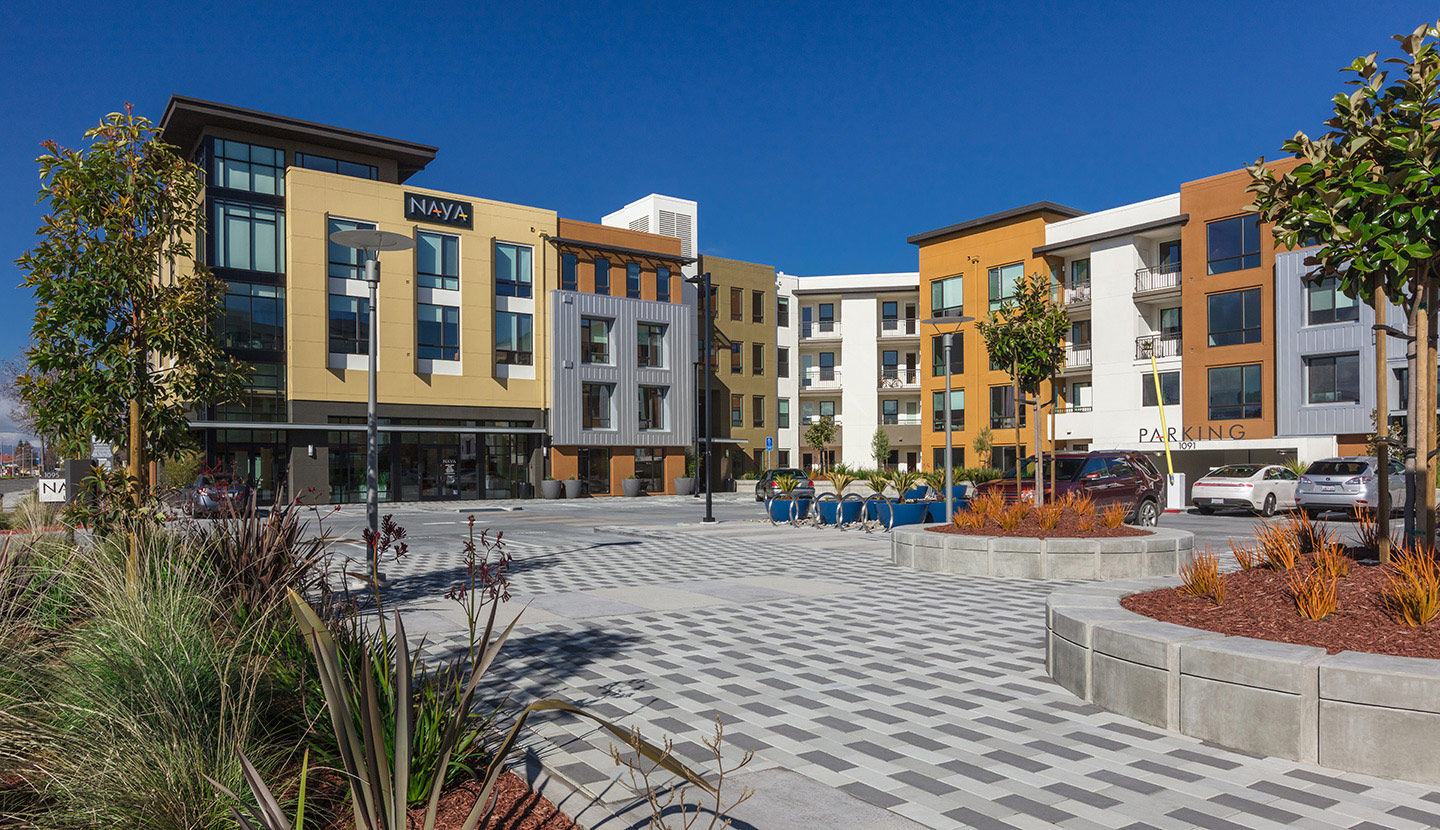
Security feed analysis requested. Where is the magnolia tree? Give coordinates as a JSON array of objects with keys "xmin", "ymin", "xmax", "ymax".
[
  {"xmin": 804, "ymin": 416, "xmax": 837, "ymax": 474},
  {"xmin": 977, "ymin": 270, "xmax": 1069, "ymax": 503},
  {"xmin": 16, "ymin": 106, "xmax": 244, "ymax": 497},
  {"xmin": 871, "ymin": 427, "xmax": 891, "ymax": 469},
  {"xmin": 1249, "ymin": 20, "xmax": 1440, "ymax": 543}
]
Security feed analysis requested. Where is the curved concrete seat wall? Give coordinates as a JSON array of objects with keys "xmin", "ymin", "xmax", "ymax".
[{"xmin": 892, "ymin": 525, "xmax": 1196, "ymax": 580}]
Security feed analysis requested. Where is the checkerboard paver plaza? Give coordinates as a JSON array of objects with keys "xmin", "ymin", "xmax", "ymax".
[{"xmin": 363, "ymin": 513, "xmax": 1440, "ymax": 830}]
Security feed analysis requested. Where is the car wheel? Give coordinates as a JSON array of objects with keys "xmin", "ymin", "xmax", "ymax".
[
  {"xmin": 1195, "ymin": 505, "xmax": 1213, "ymax": 515},
  {"xmin": 1260, "ymin": 493, "xmax": 1277, "ymax": 518},
  {"xmin": 1134, "ymin": 499, "xmax": 1159, "ymax": 527}
]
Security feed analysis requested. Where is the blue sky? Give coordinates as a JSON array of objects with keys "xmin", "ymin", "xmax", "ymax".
[{"xmin": 0, "ymin": 1, "xmax": 1432, "ymax": 439}]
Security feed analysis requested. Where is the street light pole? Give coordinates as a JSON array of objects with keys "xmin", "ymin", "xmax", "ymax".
[
  {"xmin": 687, "ymin": 271, "xmax": 717, "ymax": 523},
  {"xmin": 329, "ymin": 228, "xmax": 414, "ymax": 582},
  {"xmin": 923, "ymin": 314, "xmax": 975, "ymax": 523}
]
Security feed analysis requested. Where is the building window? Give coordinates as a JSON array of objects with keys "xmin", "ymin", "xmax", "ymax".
[
  {"xmin": 778, "ymin": 398, "xmax": 790, "ymax": 429},
  {"xmin": 638, "ymin": 322, "xmax": 666, "ymax": 368},
  {"xmin": 582, "ymin": 383, "xmax": 613, "ymax": 429},
  {"xmin": 581, "ymin": 317, "xmax": 611, "ymax": 364},
  {"xmin": 883, "ymin": 399, "xmax": 899, "ymax": 425},
  {"xmin": 931, "ymin": 275, "xmax": 964, "ymax": 317},
  {"xmin": 295, "ymin": 152, "xmax": 377, "ymax": 179},
  {"xmin": 819, "ymin": 400, "xmax": 836, "ymax": 418},
  {"xmin": 1159, "ymin": 240, "xmax": 1182, "ymax": 269},
  {"xmin": 988, "ymin": 263, "xmax": 1023, "ymax": 310},
  {"xmin": 215, "ymin": 201, "xmax": 284, "ymax": 273},
  {"xmin": 817, "ymin": 303, "xmax": 835, "ymax": 330},
  {"xmin": 753, "ymin": 395, "xmax": 765, "ymax": 428},
  {"xmin": 777, "ymin": 347, "xmax": 790, "ymax": 378},
  {"xmin": 777, "ymin": 297, "xmax": 790, "ymax": 327},
  {"xmin": 1208, "ymin": 364, "xmax": 1262, "ymax": 420},
  {"xmin": 990, "ymin": 385, "xmax": 1025, "ymax": 428},
  {"xmin": 327, "ymin": 218, "xmax": 375, "ymax": 280},
  {"xmin": 1160, "ymin": 306, "xmax": 1182, "ymax": 337},
  {"xmin": 1307, "ymin": 354, "xmax": 1361, "ymax": 404},
  {"xmin": 417, "ymin": 304, "xmax": 459, "ymax": 361},
  {"xmin": 1069, "ymin": 381, "xmax": 1092, "ymax": 410},
  {"xmin": 1071, "ymin": 319, "xmax": 1091, "ymax": 349},
  {"xmin": 215, "ymin": 362, "xmax": 285, "ymax": 421},
  {"xmin": 752, "ymin": 343, "xmax": 764, "ymax": 375},
  {"xmin": 328, "ymin": 295, "xmax": 368, "ymax": 355},
  {"xmin": 639, "ymin": 386, "xmax": 667, "ymax": 430},
  {"xmin": 561, "ymin": 253, "xmax": 578, "ymax": 290},
  {"xmin": 1070, "ymin": 258, "xmax": 1091, "ymax": 285},
  {"xmin": 1308, "ymin": 277, "xmax": 1360, "ymax": 325},
  {"xmin": 778, "ymin": 449, "xmax": 790, "ymax": 467},
  {"xmin": 1207, "ymin": 288, "xmax": 1262, "ymax": 346},
  {"xmin": 594, "ymin": 257, "xmax": 610, "ymax": 294},
  {"xmin": 1141, "ymin": 372, "xmax": 1181, "ymax": 406},
  {"xmin": 221, "ymin": 282, "xmax": 285, "ymax": 350},
  {"xmin": 752, "ymin": 291, "xmax": 765, "ymax": 323},
  {"xmin": 416, "ymin": 232, "xmax": 459, "ymax": 291},
  {"xmin": 730, "ymin": 287, "xmax": 743, "ymax": 321},
  {"xmin": 633, "ymin": 448, "xmax": 665, "ymax": 492},
  {"xmin": 931, "ymin": 334, "xmax": 963, "ymax": 376},
  {"xmin": 495, "ymin": 311, "xmax": 533, "ymax": 365},
  {"xmin": 1207, "ymin": 215, "xmax": 1262, "ymax": 275},
  {"xmin": 213, "ymin": 139, "xmax": 283, "ymax": 195},
  {"xmin": 494, "ymin": 242, "xmax": 533, "ymax": 298},
  {"xmin": 731, "ymin": 394, "xmax": 743, "ymax": 427},
  {"xmin": 731, "ymin": 342, "xmax": 743, "ymax": 374},
  {"xmin": 932, "ymin": 389, "xmax": 964, "ymax": 431},
  {"xmin": 932, "ymin": 447, "xmax": 964, "ymax": 471},
  {"xmin": 657, "ymin": 266, "xmax": 670, "ymax": 302},
  {"xmin": 626, "ymin": 263, "xmax": 642, "ymax": 298}
]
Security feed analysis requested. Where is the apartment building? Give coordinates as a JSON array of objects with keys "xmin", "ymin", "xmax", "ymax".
[
  {"xmin": 546, "ymin": 220, "xmax": 693, "ymax": 495},
  {"xmin": 909, "ymin": 203, "xmax": 1082, "ymax": 472},
  {"xmin": 777, "ymin": 272, "xmax": 924, "ymax": 471},
  {"xmin": 696, "ymin": 254, "xmax": 780, "ymax": 479}
]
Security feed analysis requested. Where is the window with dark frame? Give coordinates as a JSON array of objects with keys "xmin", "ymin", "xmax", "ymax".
[
  {"xmin": 656, "ymin": 266, "xmax": 670, "ymax": 302},
  {"xmin": 883, "ymin": 399, "xmax": 899, "ymax": 425},
  {"xmin": 327, "ymin": 218, "xmax": 374, "ymax": 280},
  {"xmin": 221, "ymin": 282, "xmax": 285, "ymax": 350},
  {"xmin": 626, "ymin": 263, "xmax": 642, "ymax": 298},
  {"xmin": 494, "ymin": 242, "xmax": 533, "ymax": 298},
  {"xmin": 1208, "ymin": 364, "xmax": 1263, "ymax": 420},
  {"xmin": 417, "ymin": 304, "xmax": 460, "ymax": 361},
  {"xmin": 637, "ymin": 322, "xmax": 665, "ymax": 368},
  {"xmin": 1207, "ymin": 288, "xmax": 1262, "ymax": 346},
  {"xmin": 931, "ymin": 335, "xmax": 963, "ymax": 376},
  {"xmin": 1141, "ymin": 371, "xmax": 1181, "ymax": 406},
  {"xmin": 213, "ymin": 138, "xmax": 284, "ymax": 195},
  {"xmin": 495, "ymin": 311, "xmax": 533, "ymax": 365},
  {"xmin": 1306, "ymin": 354, "xmax": 1361, "ymax": 404},
  {"xmin": 777, "ymin": 347, "xmax": 790, "ymax": 378},
  {"xmin": 932, "ymin": 275, "xmax": 964, "ymax": 317},
  {"xmin": 327, "ymin": 295, "xmax": 368, "ymax": 355},
  {"xmin": 561, "ymin": 253, "xmax": 578, "ymax": 290},
  {"xmin": 731, "ymin": 342, "xmax": 742, "ymax": 374},
  {"xmin": 731, "ymin": 394, "xmax": 743, "ymax": 427},
  {"xmin": 638, "ymin": 386, "xmax": 667, "ymax": 430},
  {"xmin": 777, "ymin": 297, "xmax": 790, "ymax": 327},
  {"xmin": 296, "ymin": 152, "xmax": 377, "ymax": 180},
  {"xmin": 583, "ymin": 383, "xmax": 613, "ymax": 429},
  {"xmin": 933, "ymin": 389, "xmax": 964, "ymax": 431},
  {"xmin": 1307, "ymin": 277, "xmax": 1360, "ymax": 325},
  {"xmin": 594, "ymin": 257, "xmax": 610, "ymax": 294},
  {"xmin": 753, "ymin": 290, "xmax": 765, "ymax": 323},
  {"xmin": 1207, "ymin": 215, "xmax": 1262, "ymax": 274},
  {"xmin": 988, "ymin": 263, "xmax": 1023, "ymax": 310},
  {"xmin": 216, "ymin": 201, "xmax": 285, "ymax": 273},
  {"xmin": 581, "ymin": 317, "xmax": 611, "ymax": 364},
  {"xmin": 778, "ymin": 398, "xmax": 790, "ymax": 429},
  {"xmin": 752, "ymin": 343, "xmax": 764, "ymax": 375},
  {"xmin": 753, "ymin": 395, "xmax": 765, "ymax": 428},
  {"xmin": 989, "ymin": 385, "xmax": 1025, "ymax": 428},
  {"xmin": 417, "ymin": 232, "xmax": 459, "ymax": 291}
]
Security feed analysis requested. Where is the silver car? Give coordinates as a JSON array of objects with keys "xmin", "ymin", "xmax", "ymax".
[
  {"xmin": 1191, "ymin": 464, "xmax": 1299, "ymax": 517},
  {"xmin": 1296, "ymin": 456, "xmax": 1404, "ymax": 518}
]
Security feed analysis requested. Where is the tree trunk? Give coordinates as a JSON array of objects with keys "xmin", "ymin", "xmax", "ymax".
[
  {"xmin": 1407, "ymin": 297, "xmax": 1420, "ymax": 540},
  {"xmin": 1012, "ymin": 362, "xmax": 1021, "ymax": 499},
  {"xmin": 1033, "ymin": 398, "xmax": 1042, "ymax": 505},
  {"xmin": 1426, "ymin": 279, "xmax": 1437, "ymax": 543},
  {"xmin": 1376, "ymin": 287, "xmax": 1390, "ymax": 565}
]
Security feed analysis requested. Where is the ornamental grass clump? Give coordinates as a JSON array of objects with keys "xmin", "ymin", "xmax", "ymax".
[
  {"xmin": 970, "ymin": 492, "xmax": 1004, "ymax": 525},
  {"xmin": 1100, "ymin": 502, "xmax": 1128, "ymax": 529},
  {"xmin": 1036, "ymin": 502, "xmax": 1062, "ymax": 531},
  {"xmin": 1383, "ymin": 545, "xmax": 1440, "ymax": 627},
  {"xmin": 1229, "ymin": 540, "xmax": 1260, "ymax": 570},
  {"xmin": 1178, "ymin": 548, "xmax": 1225, "ymax": 605},
  {"xmin": 1254, "ymin": 520, "xmax": 1301, "ymax": 571},
  {"xmin": 1312, "ymin": 543, "xmax": 1352, "ymax": 580},
  {"xmin": 1062, "ymin": 491, "xmax": 1096, "ymax": 518},
  {"xmin": 1287, "ymin": 567, "xmax": 1339, "ymax": 621},
  {"xmin": 995, "ymin": 503, "xmax": 1024, "ymax": 531},
  {"xmin": 952, "ymin": 506, "xmax": 985, "ymax": 531},
  {"xmin": 1352, "ymin": 504, "xmax": 1382, "ymax": 551},
  {"xmin": 823, "ymin": 470, "xmax": 855, "ymax": 497}
]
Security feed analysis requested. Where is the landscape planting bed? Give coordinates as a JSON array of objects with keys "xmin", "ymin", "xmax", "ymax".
[{"xmin": 893, "ymin": 524, "xmax": 1194, "ymax": 580}]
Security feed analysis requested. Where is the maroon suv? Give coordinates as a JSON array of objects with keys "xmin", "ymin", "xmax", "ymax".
[{"xmin": 974, "ymin": 451, "xmax": 1165, "ymax": 526}]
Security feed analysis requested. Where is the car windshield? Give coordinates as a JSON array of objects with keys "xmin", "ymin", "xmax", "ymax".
[
  {"xmin": 1307, "ymin": 461, "xmax": 1370, "ymax": 476},
  {"xmin": 1206, "ymin": 465, "xmax": 1262, "ymax": 479},
  {"xmin": 769, "ymin": 470, "xmax": 806, "ymax": 481},
  {"xmin": 996, "ymin": 458, "xmax": 1088, "ymax": 482}
]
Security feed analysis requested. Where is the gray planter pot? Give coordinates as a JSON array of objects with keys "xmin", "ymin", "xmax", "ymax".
[
  {"xmin": 541, "ymin": 480, "xmax": 563, "ymax": 499},
  {"xmin": 563, "ymin": 479, "xmax": 582, "ymax": 499},
  {"xmin": 622, "ymin": 478, "xmax": 644, "ymax": 497},
  {"xmin": 673, "ymin": 477, "xmax": 695, "ymax": 496}
]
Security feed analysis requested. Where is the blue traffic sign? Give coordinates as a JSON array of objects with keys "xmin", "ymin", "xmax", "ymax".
[{"xmin": 765, "ymin": 436, "xmax": 774, "ymax": 451}]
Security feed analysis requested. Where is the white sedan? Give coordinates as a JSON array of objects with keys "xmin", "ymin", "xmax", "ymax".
[{"xmin": 1191, "ymin": 464, "xmax": 1300, "ymax": 517}]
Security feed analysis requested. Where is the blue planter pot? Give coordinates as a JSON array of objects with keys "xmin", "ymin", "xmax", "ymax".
[
  {"xmin": 904, "ymin": 486, "xmax": 928, "ymax": 501},
  {"xmin": 767, "ymin": 498, "xmax": 812, "ymax": 522},
  {"xmin": 926, "ymin": 495, "xmax": 971, "ymax": 523},
  {"xmin": 818, "ymin": 499, "xmax": 864, "ymax": 525},
  {"xmin": 876, "ymin": 500, "xmax": 929, "ymax": 527}
]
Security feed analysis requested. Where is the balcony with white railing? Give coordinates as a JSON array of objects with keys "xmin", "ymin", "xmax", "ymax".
[
  {"xmin": 883, "ymin": 413, "xmax": 923, "ymax": 427},
  {"xmin": 801, "ymin": 366, "xmax": 843, "ymax": 391},
  {"xmin": 878, "ymin": 367, "xmax": 921, "ymax": 390},
  {"xmin": 801, "ymin": 319, "xmax": 842, "ymax": 340},
  {"xmin": 880, "ymin": 317, "xmax": 920, "ymax": 338},
  {"xmin": 1135, "ymin": 261, "xmax": 1182, "ymax": 295},
  {"xmin": 1060, "ymin": 344, "xmax": 1092, "ymax": 373},
  {"xmin": 1053, "ymin": 405, "xmax": 1094, "ymax": 442},
  {"xmin": 802, "ymin": 413, "xmax": 843, "ymax": 426},
  {"xmin": 1062, "ymin": 281, "xmax": 1092, "ymax": 306},
  {"xmin": 1135, "ymin": 333, "xmax": 1182, "ymax": 360}
]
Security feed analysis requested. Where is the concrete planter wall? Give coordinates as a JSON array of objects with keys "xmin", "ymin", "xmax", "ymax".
[
  {"xmin": 1046, "ymin": 578, "xmax": 1440, "ymax": 787},
  {"xmin": 892, "ymin": 525, "xmax": 1195, "ymax": 580}
]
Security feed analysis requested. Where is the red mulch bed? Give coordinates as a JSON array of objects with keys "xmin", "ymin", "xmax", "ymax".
[
  {"xmin": 324, "ymin": 772, "xmax": 576, "ymax": 830},
  {"xmin": 926, "ymin": 514, "xmax": 1151, "ymax": 539},
  {"xmin": 1123, "ymin": 554, "xmax": 1440, "ymax": 659}
]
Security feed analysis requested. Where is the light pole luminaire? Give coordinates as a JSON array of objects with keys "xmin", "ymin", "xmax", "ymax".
[{"xmin": 328, "ymin": 228, "xmax": 414, "ymax": 582}]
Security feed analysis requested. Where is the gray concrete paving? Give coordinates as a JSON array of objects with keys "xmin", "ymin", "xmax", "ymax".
[{"xmin": 309, "ymin": 495, "xmax": 1440, "ymax": 829}]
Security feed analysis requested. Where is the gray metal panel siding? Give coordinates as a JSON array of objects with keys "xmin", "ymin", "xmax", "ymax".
[
  {"xmin": 1274, "ymin": 249, "xmax": 1405, "ymax": 437},
  {"xmin": 548, "ymin": 290, "xmax": 695, "ymax": 447}
]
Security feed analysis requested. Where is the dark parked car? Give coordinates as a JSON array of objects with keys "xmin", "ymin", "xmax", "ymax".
[
  {"xmin": 754, "ymin": 468, "xmax": 817, "ymax": 502},
  {"xmin": 183, "ymin": 474, "xmax": 254, "ymax": 517},
  {"xmin": 974, "ymin": 450, "xmax": 1165, "ymax": 526}
]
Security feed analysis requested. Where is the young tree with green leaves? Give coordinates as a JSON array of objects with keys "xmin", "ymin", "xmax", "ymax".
[
  {"xmin": 871, "ymin": 426, "xmax": 891, "ymax": 469},
  {"xmin": 977, "ymin": 270, "xmax": 1069, "ymax": 503},
  {"xmin": 1249, "ymin": 20, "xmax": 1440, "ymax": 542},
  {"xmin": 804, "ymin": 415, "xmax": 838, "ymax": 474},
  {"xmin": 16, "ymin": 106, "xmax": 245, "ymax": 498}
]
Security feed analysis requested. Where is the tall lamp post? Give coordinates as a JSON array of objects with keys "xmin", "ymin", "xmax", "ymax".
[
  {"xmin": 686, "ymin": 272, "xmax": 716, "ymax": 522},
  {"xmin": 922, "ymin": 314, "xmax": 975, "ymax": 524},
  {"xmin": 328, "ymin": 228, "xmax": 414, "ymax": 581}
]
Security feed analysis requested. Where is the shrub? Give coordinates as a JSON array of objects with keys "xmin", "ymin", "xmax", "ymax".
[
  {"xmin": 1036, "ymin": 503, "xmax": 1062, "ymax": 531},
  {"xmin": 1254, "ymin": 520, "xmax": 1301, "ymax": 571},
  {"xmin": 888, "ymin": 470, "xmax": 924, "ymax": 503},
  {"xmin": 1312, "ymin": 543, "xmax": 1352, "ymax": 580},
  {"xmin": 953, "ymin": 508, "xmax": 985, "ymax": 531},
  {"xmin": 966, "ymin": 466, "xmax": 1003, "ymax": 484},
  {"xmin": 1062, "ymin": 491, "xmax": 1096, "ymax": 518},
  {"xmin": 1178, "ymin": 549, "xmax": 1225, "ymax": 605},
  {"xmin": 1287, "ymin": 567, "xmax": 1338, "ymax": 621},
  {"xmin": 1283, "ymin": 510, "xmax": 1333, "ymax": 554},
  {"xmin": 1100, "ymin": 503, "xmax": 1127, "ymax": 529},
  {"xmin": 1384, "ymin": 546, "xmax": 1440, "ymax": 627},
  {"xmin": 995, "ymin": 503, "xmax": 1023, "ymax": 531},
  {"xmin": 1228, "ymin": 540, "xmax": 1260, "ymax": 570},
  {"xmin": 194, "ymin": 495, "xmax": 332, "ymax": 614},
  {"xmin": 970, "ymin": 492, "xmax": 1004, "ymax": 525},
  {"xmin": 1352, "ymin": 505, "xmax": 1382, "ymax": 551}
]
